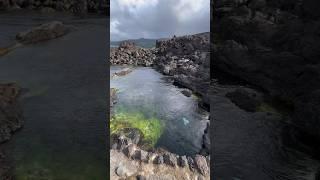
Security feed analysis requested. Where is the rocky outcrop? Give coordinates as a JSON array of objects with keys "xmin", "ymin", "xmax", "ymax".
[
  {"xmin": 213, "ymin": 0, "xmax": 320, "ymax": 140},
  {"xmin": 0, "ymin": 0, "xmax": 108, "ymax": 14},
  {"xmin": 111, "ymin": 68, "xmax": 133, "ymax": 78},
  {"xmin": 0, "ymin": 83, "xmax": 23, "ymax": 143},
  {"xmin": 110, "ymin": 88, "xmax": 117, "ymax": 116},
  {"xmin": 0, "ymin": 83, "xmax": 23, "ymax": 179},
  {"xmin": 16, "ymin": 21, "xmax": 73, "ymax": 44},
  {"xmin": 110, "ymin": 134, "xmax": 210, "ymax": 180},
  {"xmin": 154, "ymin": 33, "xmax": 210, "ymax": 98},
  {"xmin": 110, "ymin": 41, "xmax": 156, "ymax": 66}
]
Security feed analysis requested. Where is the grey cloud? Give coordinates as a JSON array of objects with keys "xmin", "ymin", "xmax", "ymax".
[{"xmin": 111, "ymin": 0, "xmax": 210, "ymax": 41}]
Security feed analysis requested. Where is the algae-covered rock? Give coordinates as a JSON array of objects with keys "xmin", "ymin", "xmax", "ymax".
[{"xmin": 110, "ymin": 112, "xmax": 163, "ymax": 147}]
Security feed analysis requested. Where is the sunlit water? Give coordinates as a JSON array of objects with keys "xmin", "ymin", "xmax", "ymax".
[
  {"xmin": 110, "ymin": 66, "xmax": 208, "ymax": 155},
  {"xmin": 0, "ymin": 11, "xmax": 107, "ymax": 179}
]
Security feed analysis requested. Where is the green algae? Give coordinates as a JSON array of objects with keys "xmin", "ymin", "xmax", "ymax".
[
  {"xmin": 256, "ymin": 102, "xmax": 279, "ymax": 114},
  {"xmin": 14, "ymin": 149, "xmax": 105, "ymax": 180},
  {"xmin": 110, "ymin": 112, "xmax": 164, "ymax": 147}
]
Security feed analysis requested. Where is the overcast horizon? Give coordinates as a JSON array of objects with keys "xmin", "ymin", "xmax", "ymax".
[{"xmin": 110, "ymin": 0, "xmax": 210, "ymax": 41}]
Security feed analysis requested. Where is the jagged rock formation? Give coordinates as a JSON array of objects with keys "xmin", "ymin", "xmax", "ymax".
[
  {"xmin": 213, "ymin": 0, "xmax": 320, "ymax": 142},
  {"xmin": 154, "ymin": 33, "xmax": 210, "ymax": 99},
  {"xmin": 0, "ymin": 0, "xmax": 108, "ymax": 14},
  {"xmin": 16, "ymin": 21, "xmax": 73, "ymax": 44},
  {"xmin": 110, "ymin": 41, "xmax": 156, "ymax": 66}
]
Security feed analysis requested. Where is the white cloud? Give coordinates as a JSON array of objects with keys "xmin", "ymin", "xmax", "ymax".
[{"xmin": 110, "ymin": 0, "xmax": 210, "ymax": 41}]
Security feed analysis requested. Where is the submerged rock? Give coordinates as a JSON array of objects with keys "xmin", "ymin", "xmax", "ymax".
[
  {"xmin": 0, "ymin": 48, "xmax": 10, "ymax": 57},
  {"xmin": 181, "ymin": 89, "xmax": 192, "ymax": 97},
  {"xmin": 225, "ymin": 87, "xmax": 263, "ymax": 112},
  {"xmin": 16, "ymin": 21, "xmax": 73, "ymax": 44},
  {"xmin": 112, "ymin": 68, "xmax": 133, "ymax": 78}
]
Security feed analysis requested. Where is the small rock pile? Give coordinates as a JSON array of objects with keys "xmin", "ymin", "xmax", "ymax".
[{"xmin": 110, "ymin": 41, "xmax": 156, "ymax": 67}]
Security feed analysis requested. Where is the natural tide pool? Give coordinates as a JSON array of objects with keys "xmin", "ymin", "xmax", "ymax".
[{"xmin": 110, "ymin": 66, "xmax": 209, "ymax": 155}]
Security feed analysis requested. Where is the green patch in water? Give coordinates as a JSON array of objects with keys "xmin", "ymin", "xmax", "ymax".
[
  {"xmin": 110, "ymin": 112, "xmax": 164, "ymax": 147},
  {"xmin": 256, "ymin": 102, "xmax": 279, "ymax": 114},
  {"xmin": 14, "ymin": 148, "xmax": 105, "ymax": 180}
]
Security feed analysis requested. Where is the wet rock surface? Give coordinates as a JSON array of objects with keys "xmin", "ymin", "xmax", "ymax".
[
  {"xmin": 0, "ymin": 83, "xmax": 23, "ymax": 179},
  {"xmin": 16, "ymin": 21, "xmax": 73, "ymax": 44},
  {"xmin": 213, "ymin": 0, "xmax": 320, "ymax": 141},
  {"xmin": 0, "ymin": 83, "xmax": 23, "ymax": 143}
]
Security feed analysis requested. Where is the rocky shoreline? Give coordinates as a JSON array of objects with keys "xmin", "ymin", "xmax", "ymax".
[
  {"xmin": 212, "ymin": 0, "xmax": 320, "ymax": 155},
  {"xmin": 110, "ymin": 32, "xmax": 211, "ymax": 179},
  {"xmin": 0, "ymin": 83, "xmax": 24, "ymax": 179}
]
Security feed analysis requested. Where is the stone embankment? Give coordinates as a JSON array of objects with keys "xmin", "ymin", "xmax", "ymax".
[
  {"xmin": 212, "ymin": 0, "xmax": 320, "ymax": 146},
  {"xmin": 110, "ymin": 134, "xmax": 210, "ymax": 180}
]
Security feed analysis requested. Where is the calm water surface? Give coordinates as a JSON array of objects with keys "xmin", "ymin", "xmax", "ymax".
[
  {"xmin": 110, "ymin": 66, "xmax": 208, "ymax": 155},
  {"xmin": 0, "ymin": 12, "xmax": 107, "ymax": 179}
]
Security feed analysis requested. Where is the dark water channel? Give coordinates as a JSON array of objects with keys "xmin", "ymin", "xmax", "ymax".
[{"xmin": 0, "ymin": 12, "xmax": 107, "ymax": 179}]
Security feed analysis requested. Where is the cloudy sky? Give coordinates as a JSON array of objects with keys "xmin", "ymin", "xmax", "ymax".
[{"xmin": 110, "ymin": 0, "xmax": 210, "ymax": 41}]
